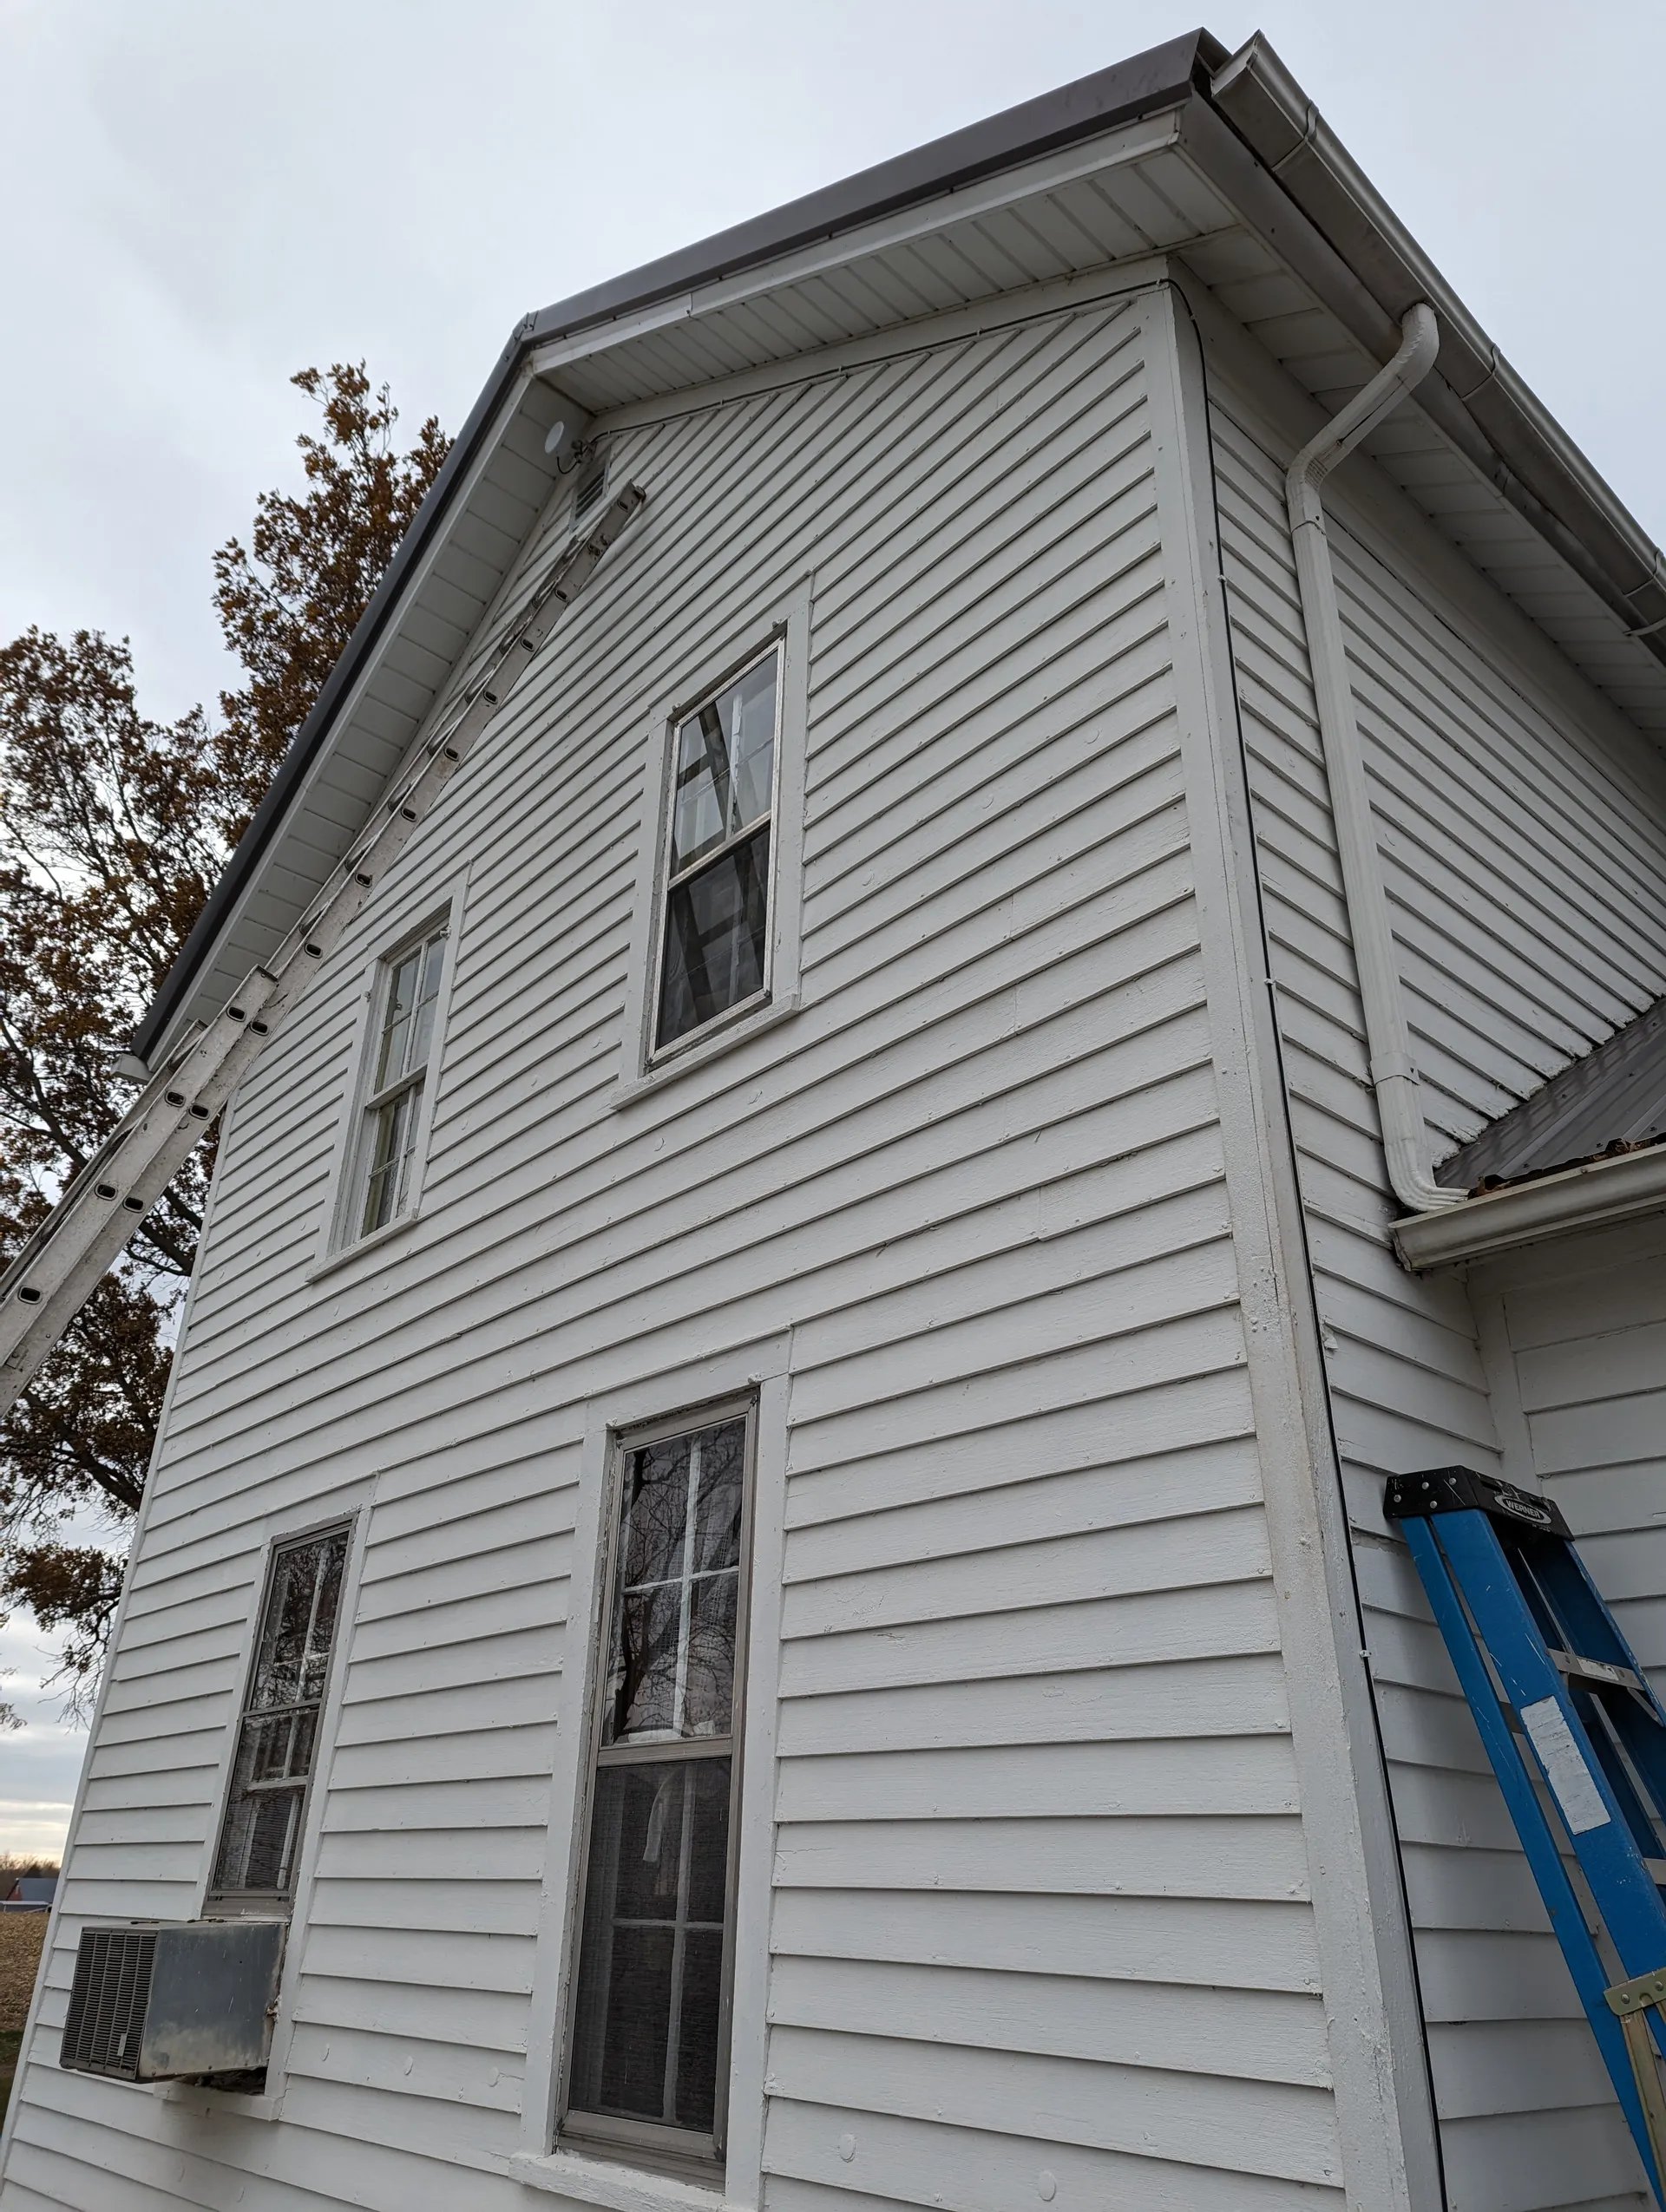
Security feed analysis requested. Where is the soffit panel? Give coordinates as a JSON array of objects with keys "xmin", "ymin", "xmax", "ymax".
[{"xmin": 541, "ymin": 125, "xmax": 1666, "ymax": 741}]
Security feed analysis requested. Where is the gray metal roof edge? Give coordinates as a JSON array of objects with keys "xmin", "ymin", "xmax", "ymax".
[
  {"xmin": 132, "ymin": 28, "xmax": 1223, "ymax": 1062},
  {"xmin": 132, "ymin": 311, "xmax": 537, "ymax": 1059}
]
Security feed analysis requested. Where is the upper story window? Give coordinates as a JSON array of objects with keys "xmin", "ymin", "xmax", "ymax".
[
  {"xmin": 653, "ymin": 646, "xmax": 783, "ymax": 1055},
  {"xmin": 563, "ymin": 1404, "xmax": 754, "ymax": 2169},
  {"xmin": 210, "ymin": 1525, "xmax": 350, "ymax": 1906},
  {"xmin": 355, "ymin": 921, "xmax": 448, "ymax": 1239}
]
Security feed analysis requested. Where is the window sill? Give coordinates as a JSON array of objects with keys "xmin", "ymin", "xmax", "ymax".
[
  {"xmin": 305, "ymin": 1212, "xmax": 419, "ymax": 1283},
  {"xmin": 152, "ymin": 2080, "xmax": 283, "ymax": 2122},
  {"xmin": 509, "ymin": 2149, "xmax": 740, "ymax": 2210},
  {"xmin": 613, "ymin": 991, "xmax": 799, "ymax": 1110}
]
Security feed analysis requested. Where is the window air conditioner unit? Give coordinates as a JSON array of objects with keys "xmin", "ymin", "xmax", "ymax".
[{"xmin": 60, "ymin": 1920, "xmax": 285, "ymax": 2081}]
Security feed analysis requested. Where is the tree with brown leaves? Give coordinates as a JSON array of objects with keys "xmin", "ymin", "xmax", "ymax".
[{"xmin": 0, "ymin": 366, "xmax": 448, "ymax": 1714}]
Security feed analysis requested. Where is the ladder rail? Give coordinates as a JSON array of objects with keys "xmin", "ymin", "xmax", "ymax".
[
  {"xmin": 0, "ymin": 484, "xmax": 646, "ymax": 1417},
  {"xmin": 1391, "ymin": 1468, "xmax": 1666, "ymax": 2205},
  {"xmin": 1541, "ymin": 1538, "xmax": 1666, "ymax": 1816},
  {"xmin": 1438, "ymin": 1508, "xmax": 1666, "ymax": 1980},
  {"xmin": 1400, "ymin": 1512, "xmax": 1665, "ymax": 2202}
]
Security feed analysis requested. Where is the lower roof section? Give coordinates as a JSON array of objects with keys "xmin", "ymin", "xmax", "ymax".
[{"xmin": 1440, "ymin": 994, "xmax": 1666, "ymax": 1193}]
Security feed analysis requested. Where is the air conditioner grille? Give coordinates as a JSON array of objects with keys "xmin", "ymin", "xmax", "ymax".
[{"xmin": 62, "ymin": 1926, "xmax": 156, "ymax": 2078}]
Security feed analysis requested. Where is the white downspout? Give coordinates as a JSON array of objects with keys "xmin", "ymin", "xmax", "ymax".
[{"xmin": 1286, "ymin": 302, "xmax": 1464, "ymax": 1215}]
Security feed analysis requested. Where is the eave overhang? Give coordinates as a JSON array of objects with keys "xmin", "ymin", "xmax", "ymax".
[
  {"xmin": 134, "ymin": 26, "xmax": 1666, "ymax": 1068},
  {"xmin": 1394, "ymin": 1142, "xmax": 1666, "ymax": 1272}
]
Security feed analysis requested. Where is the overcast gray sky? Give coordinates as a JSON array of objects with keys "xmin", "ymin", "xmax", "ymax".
[{"xmin": 3, "ymin": 0, "xmax": 1663, "ymax": 1849}]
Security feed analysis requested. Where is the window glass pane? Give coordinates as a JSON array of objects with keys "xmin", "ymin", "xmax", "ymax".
[
  {"xmin": 620, "ymin": 1435, "xmax": 691, "ymax": 1590},
  {"xmin": 246, "ymin": 1706, "xmax": 317, "ymax": 1785},
  {"xmin": 656, "ymin": 825, "xmax": 770, "ymax": 1050},
  {"xmin": 213, "ymin": 1529, "xmax": 348, "ymax": 1898},
  {"xmin": 217, "ymin": 1783, "xmax": 304, "ymax": 1895},
  {"xmin": 669, "ymin": 655, "xmax": 777, "ymax": 877},
  {"xmin": 684, "ymin": 1756, "xmax": 731, "ymax": 1924},
  {"xmin": 406, "ymin": 929, "xmax": 448, "ymax": 1070},
  {"xmin": 570, "ymin": 1758, "xmax": 731, "ymax": 2134},
  {"xmin": 692, "ymin": 1419, "xmax": 745, "ymax": 1574},
  {"xmin": 360, "ymin": 1083, "xmax": 421, "ymax": 1236},
  {"xmin": 604, "ymin": 1421, "xmax": 744, "ymax": 1748},
  {"xmin": 610, "ymin": 1583, "xmax": 681, "ymax": 1742},
  {"xmin": 248, "ymin": 1535, "xmax": 345, "ymax": 1713},
  {"xmin": 675, "ymin": 1930, "xmax": 724, "ymax": 2137},
  {"xmin": 684, "ymin": 1573, "xmax": 738, "ymax": 1739},
  {"xmin": 375, "ymin": 948, "xmax": 422, "ymax": 1089}
]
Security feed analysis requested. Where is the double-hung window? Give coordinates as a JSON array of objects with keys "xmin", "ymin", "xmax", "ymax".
[
  {"xmin": 653, "ymin": 647, "xmax": 782, "ymax": 1055},
  {"xmin": 210, "ymin": 1526, "xmax": 350, "ymax": 1907},
  {"xmin": 564, "ymin": 1405, "xmax": 754, "ymax": 2169},
  {"xmin": 353, "ymin": 922, "xmax": 448, "ymax": 1239}
]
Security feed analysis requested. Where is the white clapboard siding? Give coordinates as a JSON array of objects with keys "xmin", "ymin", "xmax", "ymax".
[
  {"xmin": 1209, "ymin": 362, "xmax": 1665, "ymax": 2212},
  {"xmin": 1483, "ymin": 1218, "xmax": 1666, "ymax": 1690},
  {"xmin": 6, "ymin": 297, "xmax": 1350, "ymax": 2212}
]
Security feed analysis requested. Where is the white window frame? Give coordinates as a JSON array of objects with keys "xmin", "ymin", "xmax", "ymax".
[
  {"xmin": 614, "ymin": 579, "xmax": 811, "ymax": 1103},
  {"xmin": 158, "ymin": 1495, "xmax": 371, "ymax": 2119},
  {"xmin": 556, "ymin": 1395, "xmax": 759, "ymax": 2182},
  {"xmin": 320, "ymin": 894, "xmax": 461, "ymax": 1262},
  {"xmin": 647, "ymin": 643, "xmax": 784, "ymax": 1067},
  {"xmin": 206, "ymin": 1518, "xmax": 355, "ymax": 1916}
]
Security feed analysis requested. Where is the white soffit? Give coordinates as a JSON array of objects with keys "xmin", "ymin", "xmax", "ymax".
[{"xmin": 532, "ymin": 113, "xmax": 1666, "ymax": 745}]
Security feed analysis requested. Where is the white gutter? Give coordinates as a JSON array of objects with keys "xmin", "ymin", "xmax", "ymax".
[
  {"xmin": 1209, "ymin": 35, "xmax": 1666, "ymax": 660},
  {"xmin": 1285, "ymin": 303, "xmax": 1465, "ymax": 1216},
  {"xmin": 1394, "ymin": 1142, "xmax": 1666, "ymax": 1270}
]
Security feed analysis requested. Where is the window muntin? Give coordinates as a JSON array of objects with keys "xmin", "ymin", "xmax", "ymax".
[
  {"xmin": 356, "ymin": 923, "xmax": 447, "ymax": 1238},
  {"xmin": 211, "ymin": 1527, "xmax": 349, "ymax": 1902},
  {"xmin": 654, "ymin": 650, "xmax": 781, "ymax": 1054},
  {"xmin": 566, "ymin": 1410, "xmax": 752, "ymax": 2162}
]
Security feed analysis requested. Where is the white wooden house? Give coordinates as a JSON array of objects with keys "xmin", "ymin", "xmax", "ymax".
[{"xmin": 5, "ymin": 27, "xmax": 1666, "ymax": 2211}]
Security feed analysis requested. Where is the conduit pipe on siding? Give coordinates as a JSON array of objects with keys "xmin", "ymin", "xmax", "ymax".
[{"xmin": 1285, "ymin": 302, "xmax": 1464, "ymax": 1216}]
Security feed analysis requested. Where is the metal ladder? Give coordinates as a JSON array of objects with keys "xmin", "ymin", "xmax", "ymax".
[
  {"xmin": 0, "ymin": 484, "xmax": 646, "ymax": 1420},
  {"xmin": 1388, "ymin": 1465, "xmax": 1666, "ymax": 2203}
]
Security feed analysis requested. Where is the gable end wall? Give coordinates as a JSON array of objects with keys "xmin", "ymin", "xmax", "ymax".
[{"xmin": 9, "ymin": 280, "xmax": 1431, "ymax": 2212}]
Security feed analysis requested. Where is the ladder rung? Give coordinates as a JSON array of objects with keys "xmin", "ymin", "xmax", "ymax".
[
  {"xmin": 1644, "ymin": 1860, "xmax": 1666, "ymax": 1884},
  {"xmin": 1551, "ymin": 1649, "xmax": 1647, "ymax": 1693}
]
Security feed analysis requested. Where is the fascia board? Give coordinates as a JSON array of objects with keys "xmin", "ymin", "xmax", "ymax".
[{"xmin": 1394, "ymin": 1147, "xmax": 1666, "ymax": 1271}]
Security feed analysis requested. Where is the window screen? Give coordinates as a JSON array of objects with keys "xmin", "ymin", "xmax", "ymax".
[
  {"xmin": 212, "ymin": 1526, "xmax": 350, "ymax": 1901},
  {"xmin": 566, "ymin": 1411, "xmax": 751, "ymax": 2160},
  {"xmin": 654, "ymin": 650, "xmax": 781, "ymax": 1053}
]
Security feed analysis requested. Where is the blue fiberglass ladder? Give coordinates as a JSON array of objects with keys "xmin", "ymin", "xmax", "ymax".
[{"xmin": 1387, "ymin": 1467, "xmax": 1666, "ymax": 2204}]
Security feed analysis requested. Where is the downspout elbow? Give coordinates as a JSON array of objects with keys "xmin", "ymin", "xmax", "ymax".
[{"xmin": 1283, "ymin": 304, "xmax": 1464, "ymax": 1219}]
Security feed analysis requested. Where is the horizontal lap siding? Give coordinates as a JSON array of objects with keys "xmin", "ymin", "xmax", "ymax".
[
  {"xmin": 1211, "ymin": 380, "xmax": 1661, "ymax": 2211},
  {"xmin": 1491, "ymin": 1220, "xmax": 1666, "ymax": 1688},
  {"xmin": 8, "ymin": 302, "xmax": 1329, "ymax": 2209}
]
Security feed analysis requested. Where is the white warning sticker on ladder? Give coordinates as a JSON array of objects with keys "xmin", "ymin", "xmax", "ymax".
[{"xmin": 1520, "ymin": 1696, "xmax": 1611, "ymax": 1835}]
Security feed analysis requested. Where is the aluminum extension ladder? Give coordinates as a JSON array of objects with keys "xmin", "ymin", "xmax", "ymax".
[
  {"xmin": 1389, "ymin": 1466, "xmax": 1666, "ymax": 2204},
  {"xmin": 0, "ymin": 483, "xmax": 645, "ymax": 1422}
]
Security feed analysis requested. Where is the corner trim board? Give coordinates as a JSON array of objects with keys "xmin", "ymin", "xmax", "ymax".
[{"xmin": 1143, "ymin": 282, "xmax": 1443, "ymax": 2211}]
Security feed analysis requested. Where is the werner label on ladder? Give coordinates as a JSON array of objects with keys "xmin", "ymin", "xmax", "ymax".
[
  {"xmin": 0, "ymin": 482, "xmax": 646, "ymax": 1420},
  {"xmin": 1389, "ymin": 1466, "xmax": 1666, "ymax": 2203}
]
